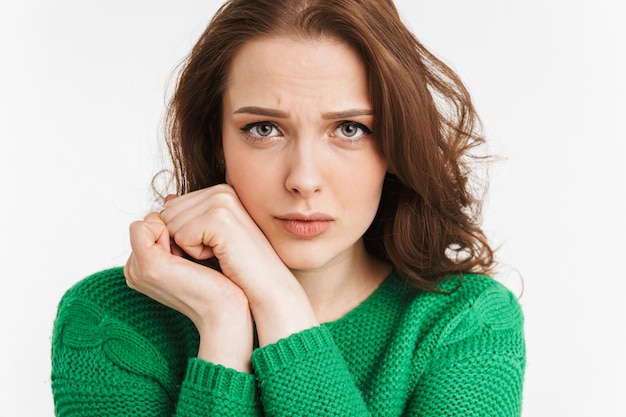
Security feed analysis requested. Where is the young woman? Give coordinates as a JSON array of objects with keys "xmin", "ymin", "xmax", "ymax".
[{"xmin": 51, "ymin": 0, "xmax": 525, "ymax": 415}]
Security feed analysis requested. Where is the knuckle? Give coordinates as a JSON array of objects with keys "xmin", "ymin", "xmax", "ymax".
[
  {"xmin": 212, "ymin": 189, "xmax": 239, "ymax": 210},
  {"xmin": 214, "ymin": 183, "xmax": 235, "ymax": 194},
  {"xmin": 128, "ymin": 220, "xmax": 142, "ymax": 233},
  {"xmin": 144, "ymin": 212, "xmax": 162, "ymax": 223},
  {"xmin": 209, "ymin": 206, "xmax": 236, "ymax": 226},
  {"xmin": 162, "ymin": 199, "xmax": 174, "ymax": 213},
  {"xmin": 173, "ymin": 231, "xmax": 196, "ymax": 248}
]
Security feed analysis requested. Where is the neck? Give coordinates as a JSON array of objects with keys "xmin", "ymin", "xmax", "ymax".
[{"xmin": 291, "ymin": 242, "xmax": 391, "ymax": 323}]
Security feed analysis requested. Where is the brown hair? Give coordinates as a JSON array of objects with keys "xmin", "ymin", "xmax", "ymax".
[{"xmin": 164, "ymin": 0, "xmax": 495, "ymax": 291}]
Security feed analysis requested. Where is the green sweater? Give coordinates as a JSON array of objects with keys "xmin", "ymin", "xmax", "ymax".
[{"xmin": 51, "ymin": 267, "xmax": 525, "ymax": 416}]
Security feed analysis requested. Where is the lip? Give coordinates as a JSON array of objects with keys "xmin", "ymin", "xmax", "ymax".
[{"xmin": 275, "ymin": 213, "xmax": 333, "ymax": 238}]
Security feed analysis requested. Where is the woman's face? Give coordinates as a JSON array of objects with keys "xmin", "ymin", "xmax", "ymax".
[{"xmin": 222, "ymin": 36, "xmax": 387, "ymax": 272}]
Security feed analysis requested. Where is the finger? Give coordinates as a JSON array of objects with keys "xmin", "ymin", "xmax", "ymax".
[
  {"xmin": 129, "ymin": 217, "xmax": 171, "ymax": 256},
  {"xmin": 173, "ymin": 218, "xmax": 217, "ymax": 260},
  {"xmin": 170, "ymin": 239, "xmax": 186, "ymax": 257},
  {"xmin": 160, "ymin": 194, "xmax": 181, "ymax": 221},
  {"xmin": 164, "ymin": 194, "xmax": 179, "ymax": 203},
  {"xmin": 144, "ymin": 211, "xmax": 164, "ymax": 222},
  {"xmin": 144, "ymin": 213, "xmax": 174, "ymax": 252},
  {"xmin": 161, "ymin": 184, "xmax": 236, "ymax": 226},
  {"xmin": 162, "ymin": 187, "xmax": 242, "ymax": 237}
]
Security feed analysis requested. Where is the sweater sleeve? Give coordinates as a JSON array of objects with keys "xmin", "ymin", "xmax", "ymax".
[
  {"xmin": 405, "ymin": 285, "xmax": 526, "ymax": 417},
  {"xmin": 174, "ymin": 359, "xmax": 260, "ymax": 417},
  {"xmin": 51, "ymin": 291, "xmax": 260, "ymax": 417},
  {"xmin": 251, "ymin": 326, "xmax": 371, "ymax": 416}
]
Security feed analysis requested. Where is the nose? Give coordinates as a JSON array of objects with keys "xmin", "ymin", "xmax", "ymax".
[{"xmin": 284, "ymin": 140, "xmax": 323, "ymax": 198}]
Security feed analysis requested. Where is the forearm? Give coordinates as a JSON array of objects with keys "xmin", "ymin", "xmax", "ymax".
[
  {"xmin": 248, "ymin": 276, "xmax": 319, "ymax": 348},
  {"xmin": 52, "ymin": 294, "xmax": 260, "ymax": 417},
  {"xmin": 243, "ymin": 278, "xmax": 372, "ymax": 415}
]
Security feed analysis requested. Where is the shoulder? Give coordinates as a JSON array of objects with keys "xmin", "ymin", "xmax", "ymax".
[
  {"xmin": 56, "ymin": 267, "xmax": 147, "ymax": 321},
  {"xmin": 59, "ymin": 267, "xmax": 129, "ymax": 303},
  {"xmin": 388, "ymin": 273, "xmax": 524, "ymax": 346},
  {"xmin": 437, "ymin": 274, "xmax": 523, "ymax": 323},
  {"xmin": 54, "ymin": 267, "xmax": 148, "ymax": 341},
  {"xmin": 53, "ymin": 267, "xmax": 194, "ymax": 351},
  {"xmin": 435, "ymin": 274, "xmax": 523, "ymax": 343},
  {"xmin": 393, "ymin": 275, "xmax": 525, "ymax": 416}
]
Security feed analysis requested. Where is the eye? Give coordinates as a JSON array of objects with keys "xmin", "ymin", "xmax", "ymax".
[
  {"xmin": 334, "ymin": 121, "xmax": 372, "ymax": 140},
  {"xmin": 240, "ymin": 121, "xmax": 282, "ymax": 144},
  {"xmin": 245, "ymin": 122, "xmax": 280, "ymax": 137}
]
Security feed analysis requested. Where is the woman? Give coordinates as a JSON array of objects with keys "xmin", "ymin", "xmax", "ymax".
[{"xmin": 51, "ymin": 0, "xmax": 525, "ymax": 415}]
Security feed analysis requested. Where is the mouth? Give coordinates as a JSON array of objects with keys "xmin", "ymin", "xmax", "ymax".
[{"xmin": 275, "ymin": 213, "xmax": 333, "ymax": 238}]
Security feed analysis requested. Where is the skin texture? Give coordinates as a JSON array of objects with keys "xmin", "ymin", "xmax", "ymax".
[{"xmin": 124, "ymin": 36, "xmax": 391, "ymax": 373}]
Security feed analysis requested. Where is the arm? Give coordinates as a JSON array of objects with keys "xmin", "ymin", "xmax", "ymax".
[
  {"xmin": 159, "ymin": 185, "xmax": 320, "ymax": 350},
  {"xmin": 51, "ymin": 185, "xmax": 317, "ymax": 416},
  {"xmin": 51, "ymin": 270, "xmax": 261, "ymax": 417},
  {"xmin": 159, "ymin": 186, "xmax": 371, "ymax": 415},
  {"xmin": 406, "ymin": 286, "xmax": 526, "ymax": 417},
  {"xmin": 117, "ymin": 185, "xmax": 322, "ymax": 415},
  {"xmin": 252, "ymin": 326, "xmax": 372, "ymax": 416},
  {"xmin": 125, "ymin": 210, "xmax": 255, "ymax": 373}
]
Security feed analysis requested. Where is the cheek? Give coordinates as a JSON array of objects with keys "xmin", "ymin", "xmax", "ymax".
[
  {"xmin": 223, "ymin": 151, "xmax": 279, "ymax": 219},
  {"xmin": 350, "ymin": 156, "xmax": 387, "ymax": 199},
  {"xmin": 225, "ymin": 162, "xmax": 267, "ymax": 200},
  {"xmin": 338, "ymin": 159, "xmax": 387, "ymax": 218},
  {"xmin": 223, "ymin": 139, "xmax": 265, "ymax": 188}
]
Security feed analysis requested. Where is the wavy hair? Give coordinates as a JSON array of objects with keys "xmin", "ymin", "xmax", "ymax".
[{"xmin": 164, "ymin": 0, "xmax": 495, "ymax": 291}]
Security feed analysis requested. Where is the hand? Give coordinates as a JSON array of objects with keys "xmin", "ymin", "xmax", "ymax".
[
  {"xmin": 159, "ymin": 184, "xmax": 319, "ymax": 347},
  {"xmin": 159, "ymin": 184, "xmax": 292, "ymax": 302},
  {"xmin": 124, "ymin": 211, "xmax": 254, "ymax": 372}
]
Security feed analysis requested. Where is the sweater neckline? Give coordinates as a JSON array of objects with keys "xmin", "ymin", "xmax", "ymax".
[{"xmin": 321, "ymin": 270, "xmax": 401, "ymax": 327}]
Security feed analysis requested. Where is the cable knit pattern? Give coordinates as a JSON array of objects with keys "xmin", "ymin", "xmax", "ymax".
[{"xmin": 51, "ymin": 267, "xmax": 525, "ymax": 416}]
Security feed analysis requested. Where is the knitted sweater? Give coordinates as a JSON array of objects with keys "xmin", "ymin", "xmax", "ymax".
[{"xmin": 51, "ymin": 267, "xmax": 525, "ymax": 416}]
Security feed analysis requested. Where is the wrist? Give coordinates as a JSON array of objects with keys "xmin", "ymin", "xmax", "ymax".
[
  {"xmin": 196, "ymin": 306, "xmax": 254, "ymax": 373},
  {"xmin": 249, "ymin": 278, "xmax": 319, "ymax": 347},
  {"xmin": 197, "ymin": 339, "xmax": 253, "ymax": 373}
]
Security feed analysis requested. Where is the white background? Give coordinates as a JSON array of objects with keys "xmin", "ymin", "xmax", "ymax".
[{"xmin": 1, "ymin": 1, "xmax": 624, "ymax": 415}]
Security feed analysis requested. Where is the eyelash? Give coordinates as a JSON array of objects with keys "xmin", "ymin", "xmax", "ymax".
[
  {"xmin": 239, "ymin": 121, "xmax": 373, "ymax": 144},
  {"xmin": 334, "ymin": 121, "xmax": 373, "ymax": 143},
  {"xmin": 240, "ymin": 122, "xmax": 280, "ymax": 143}
]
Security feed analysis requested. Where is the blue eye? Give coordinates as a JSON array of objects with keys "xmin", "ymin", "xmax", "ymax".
[{"xmin": 334, "ymin": 121, "xmax": 372, "ymax": 139}]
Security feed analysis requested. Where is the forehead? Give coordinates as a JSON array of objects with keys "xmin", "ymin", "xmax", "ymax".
[{"xmin": 224, "ymin": 36, "xmax": 370, "ymax": 108}]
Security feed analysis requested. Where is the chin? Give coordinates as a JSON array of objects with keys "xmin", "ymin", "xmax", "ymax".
[
  {"xmin": 273, "ymin": 244, "xmax": 346, "ymax": 273},
  {"xmin": 280, "ymin": 255, "xmax": 330, "ymax": 272}
]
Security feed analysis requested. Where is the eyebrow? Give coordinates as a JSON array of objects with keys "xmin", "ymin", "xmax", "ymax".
[
  {"xmin": 233, "ymin": 106, "xmax": 373, "ymax": 120},
  {"xmin": 233, "ymin": 106, "xmax": 289, "ymax": 118},
  {"xmin": 322, "ymin": 109, "xmax": 374, "ymax": 120}
]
